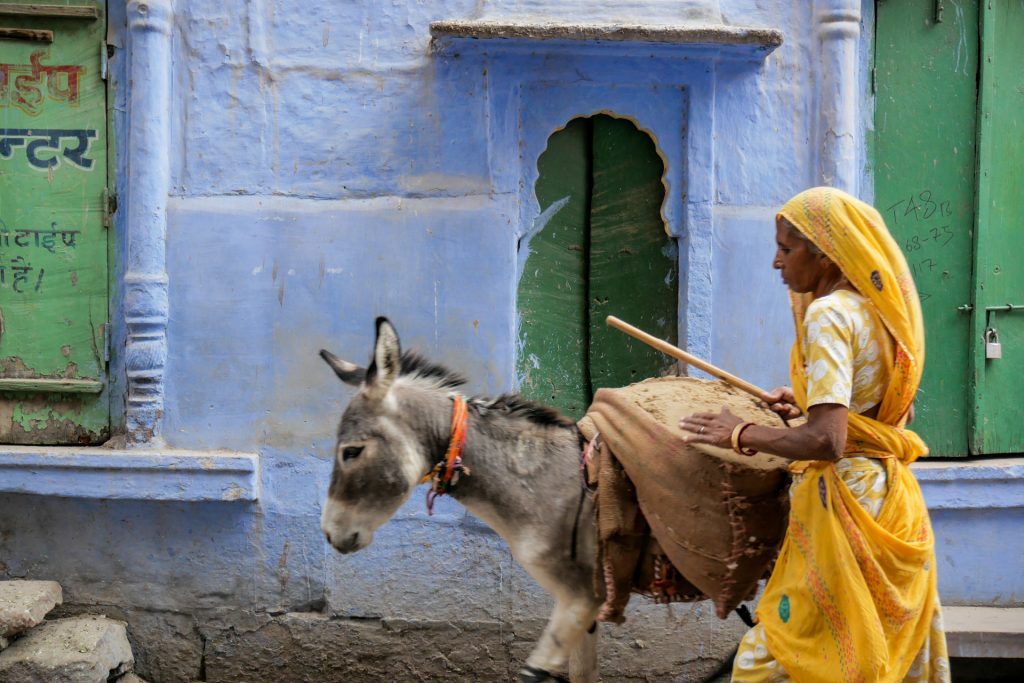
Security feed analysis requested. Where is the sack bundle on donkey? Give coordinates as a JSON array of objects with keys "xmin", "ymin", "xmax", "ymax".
[{"xmin": 578, "ymin": 376, "xmax": 791, "ymax": 621}]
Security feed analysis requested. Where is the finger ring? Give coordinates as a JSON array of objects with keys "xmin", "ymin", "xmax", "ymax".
[{"xmin": 699, "ymin": 426, "xmax": 705, "ymax": 434}]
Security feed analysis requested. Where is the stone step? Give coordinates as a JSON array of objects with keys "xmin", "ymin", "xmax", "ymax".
[
  {"xmin": 944, "ymin": 606, "xmax": 1024, "ymax": 659},
  {"xmin": 112, "ymin": 674, "xmax": 148, "ymax": 683},
  {"xmin": 0, "ymin": 615, "xmax": 134, "ymax": 683},
  {"xmin": 0, "ymin": 580, "xmax": 62, "ymax": 641}
]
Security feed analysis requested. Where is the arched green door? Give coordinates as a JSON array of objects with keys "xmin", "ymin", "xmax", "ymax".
[{"xmin": 517, "ymin": 115, "xmax": 678, "ymax": 419}]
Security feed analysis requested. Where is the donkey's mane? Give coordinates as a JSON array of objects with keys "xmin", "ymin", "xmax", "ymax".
[
  {"xmin": 399, "ymin": 351, "xmax": 575, "ymax": 429},
  {"xmin": 399, "ymin": 351, "xmax": 467, "ymax": 389},
  {"xmin": 470, "ymin": 394, "xmax": 577, "ymax": 429}
]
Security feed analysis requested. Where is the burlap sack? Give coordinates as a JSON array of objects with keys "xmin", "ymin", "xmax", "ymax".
[{"xmin": 579, "ymin": 377, "xmax": 791, "ymax": 619}]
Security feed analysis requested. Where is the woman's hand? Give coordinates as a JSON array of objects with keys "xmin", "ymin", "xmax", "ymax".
[
  {"xmin": 679, "ymin": 406, "xmax": 745, "ymax": 449},
  {"xmin": 763, "ymin": 386, "xmax": 802, "ymax": 420}
]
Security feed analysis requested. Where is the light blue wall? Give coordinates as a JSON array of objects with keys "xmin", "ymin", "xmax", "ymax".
[
  {"xmin": 1, "ymin": 4, "xmax": 1019, "ymax": 679},
  {"xmin": 155, "ymin": 0, "xmax": 1022, "ymax": 617},
  {"xmin": 155, "ymin": 0, "xmax": 820, "ymax": 623}
]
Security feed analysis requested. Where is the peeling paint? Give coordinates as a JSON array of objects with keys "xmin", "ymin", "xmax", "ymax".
[
  {"xmin": 1, "ymin": 393, "xmax": 106, "ymax": 443},
  {"xmin": 1, "ymin": 357, "xmax": 82, "ymax": 380},
  {"xmin": 222, "ymin": 483, "xmax": 245, "ymax": 501}
]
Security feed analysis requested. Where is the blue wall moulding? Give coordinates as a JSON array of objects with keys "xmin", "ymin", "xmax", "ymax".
[
  {"xmin": 429, "ymin": 20, "xmax": 784, "ymax": 61},
  {"xmin": 0, "ymin": 446, "xmax": 259, "ymax": 502},
  {"xmin": 914, "ymin": 458, "xmax": 1024, "ymax": 605}
]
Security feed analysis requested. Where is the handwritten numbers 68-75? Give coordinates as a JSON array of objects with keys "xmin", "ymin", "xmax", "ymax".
[{"xmin": 904, "ymin": 225, "xmax": 954, "ymax": 252}]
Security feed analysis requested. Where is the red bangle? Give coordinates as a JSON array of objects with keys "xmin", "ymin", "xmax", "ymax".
[{"xmin": 731, "ymin": 422, "xmax": 758, "ymax": 456}]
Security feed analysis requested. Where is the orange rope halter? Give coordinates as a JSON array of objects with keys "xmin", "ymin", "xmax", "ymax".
[{"xmin": 419, "ymin": 394, "xmax": 470, "ymax": 514}]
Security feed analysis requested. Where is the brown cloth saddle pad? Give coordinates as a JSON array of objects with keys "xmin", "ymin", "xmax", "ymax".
[{"xmin": 578, "ymin": 377, "xmax": 791, "ymax": 621}]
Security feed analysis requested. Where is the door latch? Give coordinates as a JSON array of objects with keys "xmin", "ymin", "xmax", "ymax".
[{"xmin": 985, "ymin": 328, "xmax": 1002, "ymax": 360}]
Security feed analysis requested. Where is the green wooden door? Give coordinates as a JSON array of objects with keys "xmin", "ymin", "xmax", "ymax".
[
  {"xmin": 517, "ymin": 117, "xmax": 592, "ymax": 417},
  {"xmin": 874, "ymin": 0, "xmax": 979, "ymax": 456},
  {"xmin": 517, "ymin": 115, "xmax": 677, "ymax": 419},
  {"xmin": 971, "ymin": 1, "xmax": 1024, "ymax": 455},
  {"xmin": 875, "ymin": 1, "xmax": 1024, "ymax": 456},
  {"xmin": 0, "ymin": 1, "xmax": 109, "ymax": 444}
]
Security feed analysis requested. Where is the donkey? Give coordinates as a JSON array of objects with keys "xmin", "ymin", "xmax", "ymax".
[{"xmin": 320, "ymin": 317, "xmax": 602, "ymax": 682}]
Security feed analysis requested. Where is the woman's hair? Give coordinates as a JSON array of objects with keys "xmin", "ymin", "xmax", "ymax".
[{"xmin": 778, "ymin": 215, "xmax": 824, "ymax": 256}]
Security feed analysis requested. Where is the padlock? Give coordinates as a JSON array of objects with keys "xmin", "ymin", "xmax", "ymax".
[{"xmin": 985, "ymin": 328, "xmax": 1002, "ymax": 360}]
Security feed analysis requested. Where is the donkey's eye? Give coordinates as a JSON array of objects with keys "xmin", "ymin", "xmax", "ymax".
[{"xmin": 341, "ymin": 445, "xmax": 365, "ymax": 462}]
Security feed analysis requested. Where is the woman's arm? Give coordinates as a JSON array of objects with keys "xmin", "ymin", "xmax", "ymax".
[{"xmin": 678, "ymin": 403, "xmax": 848, "ymax": 462}]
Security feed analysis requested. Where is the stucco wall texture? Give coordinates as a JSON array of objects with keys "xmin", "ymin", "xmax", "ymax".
[{"xmin": 11, "ymin": 1, "xmax": 1008, "ymax": 682}]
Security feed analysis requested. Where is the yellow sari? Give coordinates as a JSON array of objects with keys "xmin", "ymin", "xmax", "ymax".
[{"xmin": 739, "ymin": 187, "xmax": 946, "ymax": 683}]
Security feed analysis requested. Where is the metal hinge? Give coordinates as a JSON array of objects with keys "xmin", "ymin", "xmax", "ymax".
[
  {"xmin": 871, "ymin": 67, "xmax": 876, "ymax": 95},
  {"xmin": 102, "ymin": 188, "xmax": 117, "ymax": 228},
  {"xmin": 100, "ymin": 40, "xmax": 107, "ymax": 80},
  {"xmin": 934, "ymin": 0, "xmax": 945, "ymax": 23}
]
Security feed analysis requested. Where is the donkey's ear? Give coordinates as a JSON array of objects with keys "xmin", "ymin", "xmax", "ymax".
[
  {"xmin": 320, "ymin": 349, "xmax": 367, "ymax": 386},
  {"xmin": 365, "ymin": 317, "xmax": 401, "ymax": 398}
]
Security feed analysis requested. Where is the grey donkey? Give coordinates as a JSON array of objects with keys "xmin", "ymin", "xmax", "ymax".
[{"xmin": 320, "ymin": 317, "xmax": 601, "ymax": 682}]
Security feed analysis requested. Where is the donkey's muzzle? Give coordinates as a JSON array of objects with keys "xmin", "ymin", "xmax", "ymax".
[{"xmin": 327, "ymin": 531, "xmax": 363, "ymax": 554}]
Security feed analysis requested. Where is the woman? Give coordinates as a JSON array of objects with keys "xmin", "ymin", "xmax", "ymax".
[{"xmin": 679, "ymin": 187, "xmax": 949, "ymax": 683}]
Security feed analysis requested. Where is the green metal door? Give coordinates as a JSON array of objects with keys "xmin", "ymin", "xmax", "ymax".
[
  {"xmin": 873, "ymin": 0, "xmax": 979, "ymax": 456},
  {"xmin": 517, "ymin": 117, "xmax": 592, "ymax": 417},
  {"xmin": 587, "ymin": 116, "xmax": 677, "ymax": 392},
  {"xmin": 517, "ymin": 115, "xmax": 677, "ymax": 419},
  {"xmin": 0, "ymin": 1, "xmax": 109, "ymax": 444},
  {"xmin": 971, "ymin": 1, "xmax": 1024, "ymax": 455}
]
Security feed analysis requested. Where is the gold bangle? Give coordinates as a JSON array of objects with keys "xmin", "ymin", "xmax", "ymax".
[
  {"xmin": 730, "ymin": 422, "xmax": 746, "ymax": 453},
  {"xmin": 731, "ymin": 422, "xmax": 758, "ymax": 456}
]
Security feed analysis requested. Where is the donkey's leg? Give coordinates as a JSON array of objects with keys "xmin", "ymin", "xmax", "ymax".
[
  {"xmin": 519, "ymin": 575, "xmax": 600, "ymax": 682},
  {"xmin": 568, "ymin": 623, "xmax": 598, "ymax": 683}
]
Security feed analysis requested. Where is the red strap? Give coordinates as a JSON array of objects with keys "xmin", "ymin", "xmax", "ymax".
[
  {"xmin": 420, "ymin": 395, "xmax": 471, "ymax": 514},
  {"xmin": 441, "ymin": 395, "xmax": 468, "ymax": 484}
]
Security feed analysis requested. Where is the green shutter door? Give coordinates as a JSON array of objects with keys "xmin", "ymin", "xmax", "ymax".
[
  {"xmin": 971, "ymin": 1, "xmax": 1024, "ymax": 455},
  {"xmin": 873, "ymin": 0, "xmax": 979, "ymax": 456},
  {"xmin": 517, "ymin": 115, "xmax": 677, "ymax": 419},
  {"xmin": 588, "ymin": 115, "xmax": 677, "ymax": 390},
  {"xmin": 0, "ymin": 1, "xmax": 110, "ymax": 444},
  {"xmin": 517, "ymin": 118, "xmax": 592, "ymax": 417}
]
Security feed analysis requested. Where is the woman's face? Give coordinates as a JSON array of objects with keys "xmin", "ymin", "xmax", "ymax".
[{"xmin": 773, "ymin": 217, "xmax": 829, "ymax": 294}]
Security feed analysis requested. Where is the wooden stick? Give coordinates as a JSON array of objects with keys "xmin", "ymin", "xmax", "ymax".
[{"xmin": 606, "ymin": 315, "xmax": 772, "ymax": 403}]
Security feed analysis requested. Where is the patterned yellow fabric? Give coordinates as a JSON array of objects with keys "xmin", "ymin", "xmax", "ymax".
[
  {"xmin": 804, "ymin": 290, "xmax": 895, "ymax": 415},
  {"xmin": 752, "ymin": 187, "xmax": 943, "ymax": 683},
  {"xmin": 780, "ymin": 187, "xmax": 927, "ymax": 465},
  {"xmin": 734, "ymin": 606, "xmax": 950, "ymax": 683},
  {"xmin": 733, "ymin": 459, "xmax": 950, "ymax": 683}
]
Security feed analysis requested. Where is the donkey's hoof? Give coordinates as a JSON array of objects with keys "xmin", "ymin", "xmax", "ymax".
[{"xmin": 519, "ymin": 665, "xmax": 570, "ymax": 683}]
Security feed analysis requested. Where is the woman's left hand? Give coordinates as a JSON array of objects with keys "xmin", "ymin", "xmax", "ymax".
[{"xmin": 679, "ymin": 407, "xmax": 745, "ymax": 449}]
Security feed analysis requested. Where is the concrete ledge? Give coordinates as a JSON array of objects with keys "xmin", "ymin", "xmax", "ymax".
[
  {"xmin": 430, "ymin": 20, "xmax": 783, "ymax": 58},
  {"xmin": 944, "ymin": 606, "xmax": 1024, "ymax": 658},
  {"xmin": 912, "ymin": 458, "xmax": 1024, "ymax": 510},
  {"xmin": 0, "ymin": 446, "xmax": 259, "ymax": 502}
]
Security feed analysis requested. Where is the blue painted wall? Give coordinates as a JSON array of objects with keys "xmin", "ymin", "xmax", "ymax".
[
  {"xmin": 1, "ymin": 1, "xmax": 1020, "ymax": 679},
  {"xmin": 155, "ymin": 0, "xmax": 815, "ymax": 622}
]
